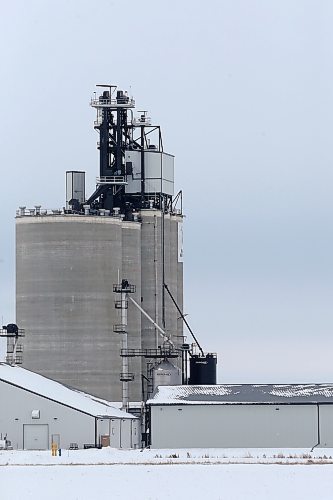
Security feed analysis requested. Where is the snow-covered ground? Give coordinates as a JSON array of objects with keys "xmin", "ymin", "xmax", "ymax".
[
  {"xmin": 2, "ymin": 448, "xmax": 333, "ymax": 500},
  {"xmin": 1, "ymin": 447, "xmax": 333, "ymax": 465}
]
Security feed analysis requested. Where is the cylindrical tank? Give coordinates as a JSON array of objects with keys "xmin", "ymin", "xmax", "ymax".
[
  {"xmin": 16, "ymin": 214, "xmax": 142, "ymax": 402},
  {"xmin": 152, "ymin": 360, "xmax": 182, "ymax": 390},
  {"xmin": 17, "ymin": 207, "xmax": 184, "ymax": 402},
  {"xmin": 189, "ymin": 353, "xmax": 217, "ymax": 385}
]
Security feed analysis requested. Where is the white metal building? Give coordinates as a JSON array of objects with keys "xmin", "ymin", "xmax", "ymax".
[
  {"xmin": 0, "ymin": 363, "xmax": 139, "ymax": 450},
  {"xmin": 148, "ymin": 384, "xmax": 333, "ymax": 448}
]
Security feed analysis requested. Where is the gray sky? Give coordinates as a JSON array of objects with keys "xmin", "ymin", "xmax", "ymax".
[{"xmin": 1, "ymin": 0, "xmax": 332, "ymax": 382}]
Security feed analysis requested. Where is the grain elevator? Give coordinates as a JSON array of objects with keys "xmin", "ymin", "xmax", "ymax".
[{"xmin": 16, "ymin": 86, "xmax": 184, "ymax": 403}]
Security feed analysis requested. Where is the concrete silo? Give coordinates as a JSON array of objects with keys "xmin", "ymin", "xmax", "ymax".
[
  {"xmin": 16, "ymin": 216, "xmax": 142, "ymax": 402},
  {"xmin": 16, "ymin": 86, "xmax": 184, "ymax": 403}
]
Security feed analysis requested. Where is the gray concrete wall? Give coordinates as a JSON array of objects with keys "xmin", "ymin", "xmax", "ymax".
[
  {"xmin": 168, "ymin": 216, "xmax": 179, "ymax": 350},
  {"xmin": 140, "ymin": 211, "xmax": 183, "ymax": 383},
  {"xmin": 140, "ymin": 211, "xmax": 163, "ymax": 354},
  {"xmin": 121, "ymin": 222, "xmax": 142, "ymax": 400},
  {"xmin": 150, "ymin": 404, "xmax": 319, "ymax": 448},
  {"xmin": 17, "ymin": 211, "xmax": 183, "ymax": 403},
  {"xmin": 174, "ymin": 217, "xmax": 184, "ymax": 343},
  {"xmin": 17, "ymin": 216, "xmax": 141, "ymax": 402}
]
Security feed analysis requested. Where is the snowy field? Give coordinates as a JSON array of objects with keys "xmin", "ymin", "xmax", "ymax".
[{"xmin": 2, "ymin": 448, "xmax": 333, "ymax": 500}]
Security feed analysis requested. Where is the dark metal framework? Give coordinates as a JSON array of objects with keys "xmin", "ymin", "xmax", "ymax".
[
  {"xmin": 85, "ymin": 85, "xmax": 173, "ymax": 217},
  {"xmin": 0, "ymin": 324, "xmax": 25, "ymax": 365}
]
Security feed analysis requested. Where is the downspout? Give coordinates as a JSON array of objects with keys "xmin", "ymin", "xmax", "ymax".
[
  {"xmin": 95, "ymin": 418, "xmax": 98, "ymax": 448},
  {"xmin": 311, "ymin": 404, "xmax": 320, "ymax": 452}
]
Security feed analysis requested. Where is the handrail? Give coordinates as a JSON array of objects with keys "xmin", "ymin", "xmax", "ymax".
[
  {"xmin": 96, "ymin": 176, "xmax": 127, "ymax": 185},
  {"xmin": 90, "ymin": 98, "xmax": 135, "ymax": 108}
]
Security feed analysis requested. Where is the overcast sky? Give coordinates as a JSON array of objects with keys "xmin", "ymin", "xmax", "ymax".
[{"xmin": 0, "ymin": 0, "xmax": 332, "ymax": 382}]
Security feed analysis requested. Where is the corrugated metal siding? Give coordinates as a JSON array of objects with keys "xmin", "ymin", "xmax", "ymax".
[{"xmin": 151, "ymin": 404, "xmax": 318, "ymax": 448}]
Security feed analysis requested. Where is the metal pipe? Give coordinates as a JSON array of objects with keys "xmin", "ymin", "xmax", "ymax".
[
  {"xmin": 121, "ymin": 290, "xmax": 129, "ymax": 411},
  {"xmin": 161, "ymin": 196, "xmax": 166, "ymax": 328},
  {"xmin": 311, "ymin": 404, "xmax": 321, "ymax": 452},
  {"xmin": 140, "ymin": 125, "xmax": 145, "ymax": 204},
  {"xmin": 116, "ymin": 108, "xmax": 122, "ymax": 174},
  {"xmin": 164, "ymin": 283, "xmax": 204, "ymax": 356},
  {"xmin": 154, "ymin": 215, "xmax": 159, "ymax": 349},
  {"xmin": 11, "ymin": 337, "xmax": 18, "ymax": 366},
  {"xmin": 128, "ymin": 296, "xmax": 173, "ymax": 346},
  {"xmin": 141, "ymin": 374, "xmax": 150, "ymax": 403}
]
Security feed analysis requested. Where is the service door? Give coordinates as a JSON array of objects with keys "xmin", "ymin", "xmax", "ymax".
[
  {"xmin": 131, "ymin": 420, "xmax": 140, "ymax": 449},
  {"xmin": 51, "ymin": 434, "xmax": 61, "ymax": 448},
  {"xmin": 120, "ymin": 419, "xmax": 132, "ymax": 449},
  {"xmin": 110, "ymin": 419, "xmax": 120, "ymax": 448},
  {"xmin": 23, "ymin": 424, "xmax": 49, "ymax": 450}
]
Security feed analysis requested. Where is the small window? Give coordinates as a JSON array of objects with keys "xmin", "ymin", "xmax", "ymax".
[{"xmin": 31, "ymin": 410, "xmax": 40, "ymax": 419}]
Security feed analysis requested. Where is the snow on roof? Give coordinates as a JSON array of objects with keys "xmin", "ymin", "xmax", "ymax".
[
  {"xmin": 0, "ymin": 363, "xmax": 134, "ymax": 419},
  {"xmin": 147, "ymin": 384, "xmax": 333, "ymax": 405}
]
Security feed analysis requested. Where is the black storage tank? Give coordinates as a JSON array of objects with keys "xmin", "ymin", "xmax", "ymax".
[{"xmin": 189, "ymin": 353, "xmax": 217, "ymax": 385}]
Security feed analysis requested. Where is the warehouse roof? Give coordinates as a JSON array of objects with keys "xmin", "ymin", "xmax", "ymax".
[
  {"xmin": 147, "ymin": 384, "xmax": 333, "ymax": 405},
  {"xmin": 0, "ymin": 363, "xmax": 135, "ymax": 419}
]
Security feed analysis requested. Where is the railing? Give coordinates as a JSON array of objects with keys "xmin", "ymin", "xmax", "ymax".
[
  {"xmin": 6, "ymin": 344, "xmax": 23, "ymax": 354},
  {"xmin": 132, "ymin": 116, "xmax": 152, "ymax": 126},
  {"xmin": 113, "ymin": 284, "xmax": 136, "ymax": 294},
  {"xmin": 96, "ymin": 176, "xmax": 127, "ymax": 185},
  {"xmin": 113, "ymin": 324, "xmax": 127, "ymax": 333},
  {"xmin": 6, "ymin": 354, "xmax": 23, "ymax": 365},
  {"xmin": 120, "ymin": 348, "xmax": 179, "ymax": 359},
  {"xmin": 90, "ymin": 97, "xmax": 135, "ymax": 108},
  {"xmin": 16, "ymin": 208, "xmax": 64, "ymax": 217},
  {"xmin": 16, "ymin": 207, "xmax": 124, "ymax": 218},
  {"xmin": 114, "ymin": 300, "xmax": 128, "ymax": 309},
  {"xmin": 0, "ymin": 327, "xmax": 25, "ymax": 337},
  {"xmin": 119, "ymin": 372, "xmax": 135, "ymax": 382}
]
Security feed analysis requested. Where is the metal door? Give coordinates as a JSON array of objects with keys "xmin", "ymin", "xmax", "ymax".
[
  {"xmin": 131, "ymin": 420, "xmax": 140, "ymax": 449},
  {"xmin": 51, "ymin": 434, "xmax": 60, "ymax": 448},
  {"xmin": 120, "ymin": 419, "xmax": 132, "ymax": 449},
  {"xmin": 110, "ymin": 419, "xmax": 120, "ymax": 448},
  {"xmin": 23, "ymin": 424, "xmax": 49, "ymax": 450}
]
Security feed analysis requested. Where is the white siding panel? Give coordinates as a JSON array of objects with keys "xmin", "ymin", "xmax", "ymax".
[
  {"xmin": 0, "ymin": 381, "xmax": 95, "ymax": 449},
  {"xmin": 151, "ymin": 404, "xmax": 318, "ymax": 448},
  {"xmin": 318, "ymin": 405, "xmax": 333, "ymax": 447}
]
